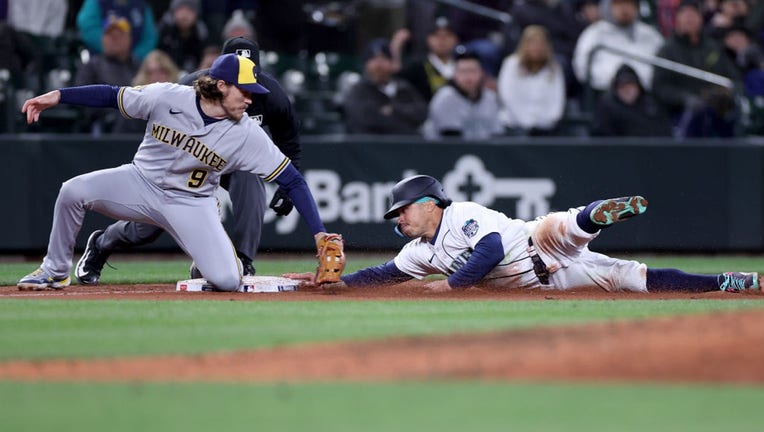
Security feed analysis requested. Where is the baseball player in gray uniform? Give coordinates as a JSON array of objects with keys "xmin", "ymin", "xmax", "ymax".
[
  {"xmin": 18, "ymin": 53, "xmax": 333, "ymax": 292},
  {"xmin": 287, "ymin": 175, "xmax": 761, "ymax": 293},
  {"xmin": 75, "ymin": 37, "xmax": 299, "ymax": 283}
]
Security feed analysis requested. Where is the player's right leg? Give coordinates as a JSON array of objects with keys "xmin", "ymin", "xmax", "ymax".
[
  {"xmin": 76, "ymin": 221, "xmax": 164, "ymax": 285},
  {"xmin": 161, "ymin": 195, "xmax": 242, "ymax": 292},
  {"xmin": 18, "ymin": 165, "xmax": 157, "ymax": 290},
  {"xmin": 647, "ymin": 269, "xmax": 761, "ymax": 293}
]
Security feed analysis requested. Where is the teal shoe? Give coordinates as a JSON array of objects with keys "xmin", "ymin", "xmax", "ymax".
[
  {"xmin": 718, "ymin": 272, "xmax": 761, "ymax": 293},
  {"xmin": 590, "ymin": 196, "xmax": 648, "ymax": 226}
]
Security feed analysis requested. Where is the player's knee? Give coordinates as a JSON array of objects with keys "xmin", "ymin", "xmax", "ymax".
[
  {"xmin": 57, "ymin": 177, "xmax": 85, "ymax": 206},
  {"xmin": 611, "ymin": 262, "xmax": 647, "ymax": 292},
  {"xmin": 206, "ymin": 271, "xmax": 241, "ymax": 292}
]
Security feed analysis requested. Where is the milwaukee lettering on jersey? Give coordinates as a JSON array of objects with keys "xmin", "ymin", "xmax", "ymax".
[{"xmin": 150, "ymin": 123, "xmax": 228, "ymax": 171}]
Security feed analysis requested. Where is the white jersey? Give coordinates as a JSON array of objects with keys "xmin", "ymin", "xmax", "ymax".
[
  {"xmin": 118, "ymin": 83, "xmax": 290, "ymax": 196},
  {"xmin": 393, "ymin": 202, "xmax": 648, "ymax": 292},
  {"xmin": 394, "ymin": 202, "xmax": 528, "ymax": 279}
]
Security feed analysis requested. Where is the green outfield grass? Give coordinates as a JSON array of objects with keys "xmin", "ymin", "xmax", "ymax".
[
  {"xmin": 2, "ymin": 254, "xmax": 764, "ymax": 431},
  {"xmin": 1, "ymin": 381, "xmax": 763, "ymax": 432},
  {"xmin": 1, "ymin": 298, "xmax": 762, "ymax": 361}
]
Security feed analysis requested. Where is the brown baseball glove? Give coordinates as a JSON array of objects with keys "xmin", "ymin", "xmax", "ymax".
[{"xmin": 315, "ymin": 233, "xmax": 346, "ymax": 284}]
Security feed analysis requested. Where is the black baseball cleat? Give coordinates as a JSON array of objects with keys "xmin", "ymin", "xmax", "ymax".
[
  {"xmin": 75, "ymin": 230, "xmax": 110, "ymax": 285},
  {"xmin": 189, "ymin": 262, "xmax": 203, "ymax": 279},
  {"xmin": 241, "ymin": 259, "xmax": 256, "ymax": 276}
]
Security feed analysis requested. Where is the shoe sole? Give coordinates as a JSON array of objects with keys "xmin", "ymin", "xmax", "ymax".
[
  {"xmin": 18, "ymin": 279, "xmax": 70, "ymax": 291},
  {"xmin": 75, "ymin": 230, "xmax": 105, "ymax": 285},
  {"xmin": 591, "ymin": 196, "xmax": 648, "ymax": 225}
]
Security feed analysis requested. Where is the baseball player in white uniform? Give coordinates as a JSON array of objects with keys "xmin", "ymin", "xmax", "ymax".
[
  {"xmin": 18, "ymin": 53, "xmax": 332, "ymax": 292},
  {"xmin": 287, "ymin": 175, "xmax": 761, "ymax": 293}
]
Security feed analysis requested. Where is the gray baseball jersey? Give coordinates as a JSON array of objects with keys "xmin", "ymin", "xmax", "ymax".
[
  {"xmin": 42, "ymin": 83, "xmax": 291, "ymax": 291},
  {"xmin": 122, "ymin": 83, "xmax": 289, "ymax": 194}
]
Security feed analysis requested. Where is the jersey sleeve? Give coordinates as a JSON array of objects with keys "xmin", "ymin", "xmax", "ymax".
[
  {"xmin": 452, "ymin": 202, "xmax": 502, "ymax": 249},
  {"xmin": 393, "ymin": 240, "xmax": 440, "ymax": 280},
  {"xmin": 117, "ymin": 83, "xmax": 172, "ymax": 120},
  {"xmin": 238, "ymin": 120, "xmax": 292, "ymax": 181}
]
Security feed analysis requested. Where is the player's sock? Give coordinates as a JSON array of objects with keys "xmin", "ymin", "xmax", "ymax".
[
  {"xmin": 646, "ymin": 268, "xmax": 719, "ymax": 292},
  {"xmin": 576, "ymin": 200, "xmax": 604, "ymax": 234}
]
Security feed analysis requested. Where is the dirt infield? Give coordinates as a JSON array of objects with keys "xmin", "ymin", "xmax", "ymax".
[{"xmin": 1, "ymin": 282, "xmax": 763, "ymax": 383}]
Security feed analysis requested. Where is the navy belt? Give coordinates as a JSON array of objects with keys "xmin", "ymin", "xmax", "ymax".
[{"xmin": 528, "ymin": 237, "xmax": 550, "ymax": 285}]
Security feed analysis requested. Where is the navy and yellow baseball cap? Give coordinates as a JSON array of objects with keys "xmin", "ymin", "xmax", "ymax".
[
  {"xmin": 222, "ymin": 37, "xmax": 261, "ymax": 73},
  {"xmin": 209, "ymin": 53, "xmax": 269, "ymax": 94}
]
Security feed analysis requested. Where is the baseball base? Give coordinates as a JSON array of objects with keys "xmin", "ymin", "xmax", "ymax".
[{"xmin": 176, "ymin": 275, "xmax": 299, "ymax": 293}]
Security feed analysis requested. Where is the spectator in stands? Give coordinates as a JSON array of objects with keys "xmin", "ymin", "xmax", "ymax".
[
  {"xmin": 653, "ymin": 0, "xmax": 741, "ymax": 137},
  {"xmin": 74, "ymin": 14, "xmax": 140, "ymax": 134},
  {"xmin": 198, "ymin": 44, "xmax": 222, "ymax": 69},
  {"xmin": 394, "ymin": 17, "xmax": 459, "ymax": 102},
  {"xmin": 497, "ymin": 25, "xmax": 566, "ymax": 134},
  {"xmin": 7, "ymin": 0, "xmax": 67, "ymax": 38},
  {"xmin": 721, "ymin": 23, "xmax": 764, "ymax": 83},
  {"xmin": 656, "ymin": 0, "xmax": 682, "ymax": 37},
  {"xmin": 720, "ymin": 23, "xmax": 764, "ymax": 133},
  {"xmin": 157, "ymin": 0, "xmax": 208, "ymax": 73},
  {"xmin": 221, "ymin": 9, "xmax": 255, "ymax": 42},
  {"xmin": 344, "ymin": 38, "xmax": 428, "ymax": 134},
  {"xmin": 510, "ymin": 0, "xmax": 584, "ymax": 91},
  {"xmin": 446, "ymin": 0, "xmax": 513, "ymax": 77},
  {"xmin": 0, "ymin": 22, "xmax": 39, "ymax": 88},
  {"xmin": 76, "ymin": 0, "xmax": 158, "ymax": 61},
  {"xmin": 574, "ymin": 0, "xmax": 602, "ymax": 28},
  {"xmin": 132, "ymin": 49, "xmax": 181, "ymax": 85},
  {"xmin": 423, "ymin": 51, "xmax": 503, "ymax": 140},
  {"xmin": 707, "ymin": 0, "xmax": 751, "ymax": 39},
  {"xmin": 592, "ymin": 64, "xmax": 673, "ymax": 136},
  {"xmin": 573, "ymin": 0, "xmax": 664, "ymax": 93}
]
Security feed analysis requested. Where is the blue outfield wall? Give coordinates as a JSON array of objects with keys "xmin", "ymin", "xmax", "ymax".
[{"xmin": 2, "ymin": 134, "xmax": 764, "ymax": 253}]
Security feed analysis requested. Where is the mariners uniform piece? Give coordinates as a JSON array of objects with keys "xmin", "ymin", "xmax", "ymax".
[
  {"xmin": 75, "ymin": 37, "xmax": 302, "ymax": 285},
  {"xmin": 287, "ymin": 175, "xmax": 760, "ymax": 294},
  {"xmin": 18, "ymin": 53, "xmax": 338, "ymax": 292}
]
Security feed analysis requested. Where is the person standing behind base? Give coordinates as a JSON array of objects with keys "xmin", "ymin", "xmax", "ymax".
[
  {"xmin": 18, "ymin": 54, "xmax": 337, "ymax": 292},
  {"xmin": 75, "ymin": 37, "xmax": 302, "ymax": 284},
  {"xmin": 286, "ymin": 175, "xmax": 760, "ymax": 294}
]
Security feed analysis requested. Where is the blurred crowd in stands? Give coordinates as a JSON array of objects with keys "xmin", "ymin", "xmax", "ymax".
[{"xmin": 1, "ymin": 0, "xmax": 763, "ymax": 138}]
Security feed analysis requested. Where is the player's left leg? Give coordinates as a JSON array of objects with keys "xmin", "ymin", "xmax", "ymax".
[
  {"xmin": 575, "ymin": 196, "xmax": 648, "ymax": 233},
  {"xmin": 529, "ymin": 196, "xmax": 648, "ymax": 266},
  {"xmin": 225, "ymin": 171, "xmax": 266, "ymax": 275},
  {"xmin": 19, "ymin": 165, "xmax": 159, "ymax": 290}
]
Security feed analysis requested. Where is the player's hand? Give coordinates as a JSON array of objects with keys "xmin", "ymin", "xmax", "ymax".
[
  {"xmin": 269, "ymin": 187, "xmax": 294, "ymax": 216},
  {"xmin": 21, "ymin": 90, "xmax": 61, "ymax": 124},
  {"xmin": 423, "ymin": 279, "xmax": 453, "ymax": 293}
]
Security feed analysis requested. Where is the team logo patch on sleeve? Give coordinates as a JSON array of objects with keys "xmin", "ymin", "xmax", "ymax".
[{"xmin": 462, "ymin": 219, "xmax": 479, "ymax": 238}]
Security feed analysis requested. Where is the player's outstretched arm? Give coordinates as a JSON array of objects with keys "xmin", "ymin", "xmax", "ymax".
[{"xmin": 21, "ymin": 90, "xmax": 61, "ymax": 124}]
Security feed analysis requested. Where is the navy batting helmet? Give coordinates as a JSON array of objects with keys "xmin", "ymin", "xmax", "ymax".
[{"xmin": 384, "ymin": 175, "xmax": 452, "ymax": 219}]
